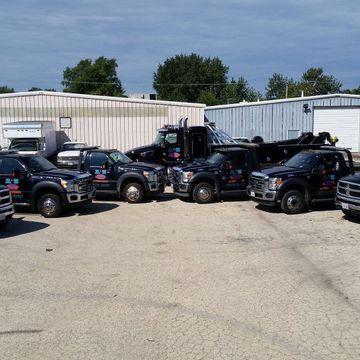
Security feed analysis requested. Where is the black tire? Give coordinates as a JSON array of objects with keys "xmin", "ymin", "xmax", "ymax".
[
  {"xmin": 342, "ymin": 209, "xmax": 354, "ymax": 218},
  {"xmin": 122, "ymin": 182, "xmax": 145, "ymax": 203},
  {"xmin": 192, "ymin": 182, "xmax": 215, "ymax": 204},
  {"xmin": 0, "ymin": 219, "xmax": 9, "ymax": 228},
  {"xmin": 38, "ymin": 193, "xmax": 62, "ymax": 218},
  {"xmin": 280, "ymin": 190, "xmax": 305, "ymax": 214}
]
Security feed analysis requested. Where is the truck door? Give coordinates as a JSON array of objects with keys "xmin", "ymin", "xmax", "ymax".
[
  {"xmin": 86, "ymin": 152, "xmax": 116, "ymax": 191},
  {"xmin": 162, "ymin": 131, "xmax": 183, "ymax": 164},
  {"xmin": 221, "ymin": 152, "xmax": 249, "ymax": 191},
  {"xmin": 189, "ymin": 128, "xmax": 208, "ymax": 161},
  {"xmin": 312, "ymin": 154, "xmax": 341, "ymax": 199},
  {"xmin": 0, "ymin": 158, "xmax": 31, "ymax": 205}
]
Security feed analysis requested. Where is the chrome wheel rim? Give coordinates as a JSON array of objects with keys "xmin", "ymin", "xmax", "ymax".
[
  {"xmin": 287, "ymin": 195, "xmax": 301, "ymax": 211},
  {"xmin": 126, "ymin": 186, "xmax": 140, "ymax": 201},
  {"xmin": 42, "ymin": 198, "xmax": 57, "ymax": 216},
  {"xmin": 197, "ymin": 187, "xmax": 211, "ymax": 202}
]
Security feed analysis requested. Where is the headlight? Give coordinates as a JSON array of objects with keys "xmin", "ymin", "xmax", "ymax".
[
  {"xmin": 143, "ymin": 171, "xmax": 157, "ymax": 182},
  {"xmin": 181, "ymin": 171, "xmax": 193, "ymax": 183},
  {"xmin": 268, "ymin": 177, "xmax": 283, "ymax": 190},
  {"xmin": 60, "ymin": 179, "xmax": 75, "ymax": 192}
]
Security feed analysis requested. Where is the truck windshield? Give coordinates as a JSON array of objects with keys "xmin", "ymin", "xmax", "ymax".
[
  {"xmin": 154, "ymin": 131, "xmax": 166, "ymax": 145},
  {"xmin": 62, "ymin": 143, "xmax": 85, "ymax": 151},
  {"xmin": 9, "ymin": 139, "xmax": 39, "ymax": 151},
  {"xmin": 284, "ymin": 152, "xmax": 320, "ymax": 170},
  {"xmin": 109, "ymin": 151, "xmax": 132, "ymax": 164},
  {"xmin": 206, "ymin": 152, "xmax": 227, "ymax": 164},
  {"xmin": 22, "ymin": 156, "xmax": 57, "ymax": 172}
]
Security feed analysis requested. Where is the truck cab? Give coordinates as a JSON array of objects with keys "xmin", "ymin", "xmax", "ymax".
[
  {"xmin": 0, "ymin": 151, "xmax": 94, "ymax": 217},
  {"xmin": 125, "ymin": 118, "xmax": 236, "ymax": 167},
  {"xmin": 0, "ymin": 184, "xmax": 14, "ymax": 227},
  {"xmin": 248, "ymin": 148, "xmax": 353, "ymax": 214},
  {"xmin": 79, "ymin": 148, "xmax": 166, "ymax": 203},
  {"xmin": 170, "ymin": 147, "xmax": 259, "ymax": 203}
]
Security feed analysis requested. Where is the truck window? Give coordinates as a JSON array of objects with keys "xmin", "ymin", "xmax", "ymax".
[
  {"xmin": 0, "ymin": 158, "xmax": 25, "ymax": 173},
  {"xmin": 89, "ymin": 152, "xmax": 109, "ymax": 167},
  {"xmin": 229, "ymin": 153, "xmax": 247, "ymax": 169},
  {"xmin": 9, "ymin": 139, "xmax": 39, "ymax": 151},
  {"xmin": 284, "ymin": 152, "xmax": 320, "ymax": 170},
  {"xmin": 165, "ymin": 133, "xmax": 178, "ymax": 145}
]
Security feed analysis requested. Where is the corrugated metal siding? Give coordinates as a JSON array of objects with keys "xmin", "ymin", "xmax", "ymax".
[
  {"xmin": 205, "ymin": 96, "xmax": 360, "ymax": 141},
  {"xmin": 0, "ymin": 93, "xmax": 205, "ymax": 151}
]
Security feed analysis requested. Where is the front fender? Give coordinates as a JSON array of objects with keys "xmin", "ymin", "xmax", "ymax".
[
  {"xmin": 31, "ymin": 181, "xmax": 66, "ymax": 207},
  {"xmin": 190, "ymin": 172, "xmax": 221, "ymax": 195},
  {"xmin": 278, "ymin": 178, "xmax": 311, "ymax": 202},
  {"xmin": 116, "ymin": 173, "xmax": 148, "ymax": 193}
]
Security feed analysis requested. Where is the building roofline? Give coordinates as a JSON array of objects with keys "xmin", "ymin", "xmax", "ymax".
[
  {"xmin": 205, "ymin": 93, "xmax": 360, "ymax": 110},
  {"xmin": 0, "ymin": 91, "xmax": 206, "ymax": 108}
]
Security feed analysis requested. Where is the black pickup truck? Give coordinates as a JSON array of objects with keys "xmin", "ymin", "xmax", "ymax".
[
  {"xmin": 78, "ymin": 148, "xmax": 166, "ymax": 203},
  {"xmin": 0, "ymin": 151, "xmax": 94, "ymax": 217},
  {"xmin": 170, "ymin": 147, "xmax": 259, "ymax": 203},
  {"xmin": 247, "ymin": 147, "xmax": 353, "ymax": 214},
  {"xmin": 336, "ymin": 173, "xmax": 360, "ymax": 218},
  {"xmin": 0, "ymin": 184, "xmax": 14, "ymax": 227}
]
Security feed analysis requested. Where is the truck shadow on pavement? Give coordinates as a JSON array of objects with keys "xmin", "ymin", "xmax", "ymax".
[
  {"xmin": 0, "ymin": 217, "xmax": 49, "ymax": 239},
  {"xmin": 255, "ymin": 202, "xmax": 339, "ymax": 214},
  {"xmin": 343, "ymin": 214, "xmax": 360, "ymax": 224},
  {"xmin": 62, "ymin": 202, "xmax": 119, "ymax": 217}
]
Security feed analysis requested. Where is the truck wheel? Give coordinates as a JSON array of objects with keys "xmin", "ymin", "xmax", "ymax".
[
  {"xmin": 0, "ymin": 219, "xmax": 9, "ymax": 228},
  {"xmin": 192, "ymin": 182, "xmax": 214, "ymax": 204},
  {"xmin": 122, "ymin": 183, "xmax": 145, "ymax": 203},
  {"xmin": 342, "ymin": 209, "xmax": 354, "ymax": 218},
  {"xmin": 281, "ymin": 190, "xmax": 305, "ymax": 214},
  {"xmin": 38, "ymin": 194, "xmax": 62, "ymax": 218}
]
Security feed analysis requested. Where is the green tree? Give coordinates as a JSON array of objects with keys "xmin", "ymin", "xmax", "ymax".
[
  {"xmin": 298, "ymin": 67, "xmax": 342, "ymax": 96},
  {"xmin": 62, "ymin": 56, "xmax": 125, "ymax": 96},
  {"xmin": 265, "ymin": 73, "xmax": 297, "ymax": 99},
  {"xmin": 0, "ymin": 85, "xmax": 15, "ymax": 94},
  {"xmin": 28, "ymin": 87, "xmax": 56, "ymax": 92},
  {"xmin": 197, "ymin": 90, "xmax": 219, "ymax": 106},
  {"xmin": 153, "ymin": 53, "xmax": 228, "ymax": 103},
  {"xmin": 343, "ymin": 85, "xmax": 360, "ymax": 95},
  {"xmin": 221, "ymin": 77, "xmax": 262, "ymax": 103}
]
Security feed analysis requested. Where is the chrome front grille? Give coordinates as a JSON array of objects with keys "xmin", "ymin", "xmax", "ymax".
[
  {"xmin": 170, "ymin": 168, "xmax": 182, "ymax": 185},
  {"xmin": 77, "ymin": 178, "xmax": 93, "ymax": 193},
  {"xmin": 338, "ymin": 181, "xmax": 360, "ymax": 199},
  {"xmin": 249, "ymin": 174, "xmax": 265, "ymax": 191},
  {"xmin": 60, "ymin": 156, "xmax": 78, "ymax": 161},
  {"xmin": 0, "ymin": 188, "xmax": 12, "ymax": 206}
]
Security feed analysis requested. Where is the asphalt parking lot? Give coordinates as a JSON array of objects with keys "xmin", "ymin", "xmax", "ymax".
[{"xmin": 1, "ymin": 192, "xmax": 360, "ymax": 360}]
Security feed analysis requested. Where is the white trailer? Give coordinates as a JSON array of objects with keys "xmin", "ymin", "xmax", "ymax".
[{"xmin": 2, "ymin": 121, "xmax": 57, "ymax": 158}]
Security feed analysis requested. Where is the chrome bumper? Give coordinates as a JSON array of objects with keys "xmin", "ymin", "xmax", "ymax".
[
  {"xmin": 66, "ymin": 189, "xmax": 95, "ymax": 204},
  {"xmin": 0, "ymin": 204, "xmax": 14, "ymax": 221}
]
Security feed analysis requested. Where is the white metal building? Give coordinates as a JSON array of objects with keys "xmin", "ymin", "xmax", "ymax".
[
  {"xmin": 0, "ymin": 91, "xmax": 205, "ymax": 151},
  {"xmin": 205, "ymin": 94, "xmax": 360, "ymax": 152}
]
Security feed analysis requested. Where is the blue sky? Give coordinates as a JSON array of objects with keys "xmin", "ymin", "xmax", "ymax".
[{"xmin": 1, "ymin": 0, "xmax": 359, "ymax": 95}]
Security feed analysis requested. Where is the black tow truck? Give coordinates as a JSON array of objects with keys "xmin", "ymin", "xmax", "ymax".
[
  {"xmin": 125, "ymin": 117, "xmax": 333, "ymax": 168},
  {"xmin": 125, "ymin": 118, "xmax": 237, "ymax": 167},
  {"xmin": 0, "ymin": 151, "xmax": 94, "ymax": 218},
  {"xmin": 0, "ymin": 184, "xmax": 14, "ymax": 227},
  {"xmin": 170, "ymin": 147, "xmax": 259, "ymax": 203},
  {"xmin": 169, "ymin": 137, "xmax": 337, "ymax": 204},
  {"xmin": 78, "ymin": 148, "xmax": 166, "ymax": 203},
  {"xmin": 247, "ymin": 147, "xmax": 354, "ymax": 214}
]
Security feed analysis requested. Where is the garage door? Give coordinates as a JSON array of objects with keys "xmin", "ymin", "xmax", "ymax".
[{"xmin": 314, "ymin": 108, "xmax": 360, "ymax": 152}]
